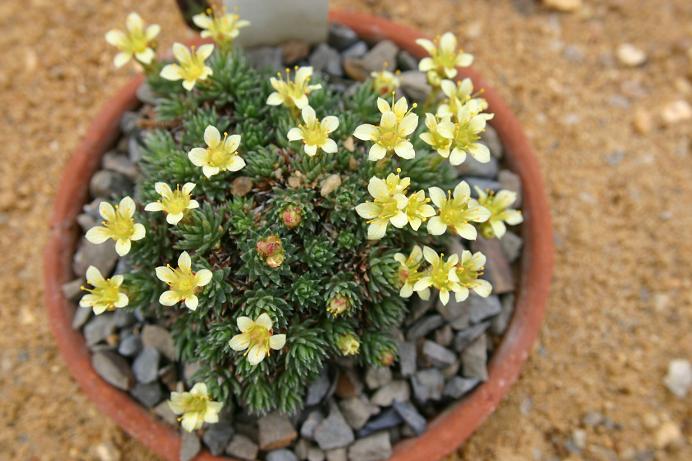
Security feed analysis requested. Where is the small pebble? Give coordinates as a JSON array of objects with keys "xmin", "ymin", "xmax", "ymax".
[
  {"xmin": 663, "ymin": 359, "xmax": 691, "ymax": 398},
  {"xmin": 616, "ymin": 43, "xmax": 647, "ymax": 67}
]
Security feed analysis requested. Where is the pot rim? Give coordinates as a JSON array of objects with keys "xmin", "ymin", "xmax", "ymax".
[{"xmin": 43, "ymin": 9, "xmax": 553, "ymax": 461}]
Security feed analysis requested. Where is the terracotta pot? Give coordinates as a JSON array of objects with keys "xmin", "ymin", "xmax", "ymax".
[{"xmin": 44, "ymin": 10, "xmax": 553, "ymax": 461}]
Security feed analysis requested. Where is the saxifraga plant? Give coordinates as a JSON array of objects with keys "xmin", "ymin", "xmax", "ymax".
[{"xmin": 83, "ymin": 8, "xmax": 522, "ymax": 429}]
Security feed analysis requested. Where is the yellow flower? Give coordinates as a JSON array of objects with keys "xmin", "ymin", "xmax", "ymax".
[
  {"xmin": 192, "ymin": 10, "xmax": 249, "ymax": 45},
  {"xmin": 336, "ymin": 334, "xmax": 360, "ymax": 356},
  {"xmin": 160, "ymin": 43, "xmax": 214, "ymax": 91},
  {"xmin": 413, "ymin": 246, "xmax": 463, "ymax": 305},
  {"xmin": 169, "ymin": 383, "xmax": 223, "ymax": 432},
  {"xmin": 155, "ymin": 251, "xmax": 213, "ymax": 311},
  {"xmin": 437, "ymin": 78, "xmax": 488, "ymax": 119},
  {"xmin": 229, "ymin": 313, "xmax": 286, "ymax": 365},
  {"xmin": 394, "ymin": 245, "xmax": 430, "ymax": 300},
  {"xmin": 355, "ymin": 174, "xmax": 409, "ymax": 240},
  {"xmin": 420, "ymin": 112, "xmax": 454, "ymax": 159},
  {"xmin": 266, "ymin": 66, "xmax": 322, "ymax": 110},
  {"xmin": 448, "ymin": 103, "xmax": 494, "ymax": 165},
  {"xmin": 105, "ymin": 12, "xmax": 160, "ymax": 68},
  {"xmin": 353, "ymin": 97, "xmax": 419, "ymax": 161},
  {"xmin": 455, "ymin": 250, "xmax": 492, "ymax": 300},
  {"xmin": 427, "ymin": 181, "xmax": 490, "ymax": 239},
  {"xmin": 404, "ymin": 190, "xmax": 436, "ymax": 230},
  {"xmin": 188, "ymin": 125, "xmax": 244, "ymax": 177},
  {"xmin": 371, "ymin": 70, "xmax": 400, "ymax": 95},
  {"xmin": 416, "ymin": 32, "xmax": 473, "ymax": 86},
  {"xmin": 144, "ymin": 182, "xmax": 199, "ymax": 225},
  {"xmin": 287, "ymin": 106, "xmax": 340, "ymax": 156},
  {"xmin": 79, "ymin": 266, "xmax": 128, "ymax": 315},
  {"xmin": 86, "ymin": 197, "xmax": 146, "ymax": 256},
  {"xmin": 476, "ymin": 187, "xmax": 523, "ymax": 239}
]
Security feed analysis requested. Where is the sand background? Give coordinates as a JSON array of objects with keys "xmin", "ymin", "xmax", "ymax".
[{"xmin": 0, "ymin": 0, "xmax": 689, "ymax": 459}]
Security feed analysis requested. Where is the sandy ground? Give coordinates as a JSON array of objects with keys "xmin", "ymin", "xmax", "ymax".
[{"xmin": 0, "ymin": 0, "xmax": 690, "ymax": 460}]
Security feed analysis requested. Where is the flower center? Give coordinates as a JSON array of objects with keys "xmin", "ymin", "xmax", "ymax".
[
  {"xmin": 302, "ymin": 122, "xmax": 327, "ymax": 146},
  {"xmin": 180, "ymin": 56, "xmax": 206, "ymax": 81},
  {"xmin": 125, "ymin": 30, "xmax": 149, "ymax": 54},
  {"xmin": 377, "ymin": 127, "xmax": 402, "ymax": 149},
  {"xmin": 162, "ymin": 190, "xmax": 190, "ymax": 215},
  {"xmin": 439, "ymin": 201, "xmax": 464, "ymax": 225},
  {"xmin": 246, "ymin": 325, "xmax": 271, "ymax": 347},
  {"xmin": 105, "ymin": 212, "xmax": 135, "ymax": 239},
  {"xmin": 89, "ymin": 282, "xmax": 121, "ymax": 307},
  {"xmin": 430, "ymin": 260, "xmax": 454, "ymax": 290},
  {"xmin": 171, "ymin": 269, "xmax": 199, "ymax": 298},
  {"xmin": 208, "ymin": 145, "xmax": 231, "ymax": 167},
  {"xmin": 453, "ymin": 123, "xmax": 479, "ymax": 148},
  {"xmin": 184, "ymin": 395, "xmax": 209, "ymax": 414}
]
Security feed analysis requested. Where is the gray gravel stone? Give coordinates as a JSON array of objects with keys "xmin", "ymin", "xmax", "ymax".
[
  {"xmin": 120, "ymin": 111, "xmax": 139, "ymax": 134},
  {"xmin": 467, "ymin": 177, "xmax": 502, "ymax": 196},
  {"xmin": 154, "ymin": 401, "xmax": 178, "ymax": 425},
  {"xmin": 180, "ymin": 430, "xmax": 200, "ymax": 461},
  {"xmin": 443, "ymin": 377, "xmax": 480, "ymax": 399},
  {"xmin": 84, "ymin": 314, "xmax": 117, "ymax": 346},
  {"xmin": 491, "ymin": 294, "xmax": 515, "ymax": 335},
  {"xmin": 62, "ymin": 278, "xmax": 83, "ymax": 301},
  {"xmin": 328, "ymin": 24, "xmax": 359, "ymax": 51},
  {"xmin": 308, "ymin": 446, "xmax": 325, "ymax": 461},
  {"xmin": 72, "ymin": 238, "xmax": 118, "ymax": 277},
  {"xmin": 500, "ymin": 231, "xmax": 523, "ymax": 262},
  {"xmin": 300, "ymin": 410, "xmax": 324, "ymax": 440},
  {"xmin": 130, "ymin": 382, "xmax": 163, "ymax": 408},
  {"xmin": 456, "ymin": 155, "xmax": 499, "ymax": 179},
  {"xmin": 406, "ymin": 315, "xmax": 444, "ymax": 340},
  {"xmin": 113, "ymin": 309, "xmax": 136, "ymax": 328},
  {"xmin": 370, "ymin": 380, "xmax": 410, "ymax": 407},
  {"xmin": 103, "ymin": 151, "xmax": 139, "ymax": 181},
  {"xmin": 141, "ymin": 324, "xmax": 176, "ymax": 361},
  {"xmin": 421, "ymin": 340, "xmax": 457, "ymax": 368},
  {"xmin": 462, "ymin": 334, "xmax": 488, "ymax": 381},
  {"xmin": 325, "ymin": 447, "xmax": 347, "ymax": 461},
  {"xmin": 347, "ymin": 431, "xmax": 391, "ymax": 461},
  {"xmin": 434, "ymin": 325, "xmax": 454, "ymax": 347},
  {"xmin": 361, "ymin": 40, "xmax": 398, "ymax": 72},
  {"xmin": 76, "ymin": 213, "xmax": 97, "ymax": 232},
  {"xmin": 91, "ymin": 351, "xmax": 134, "ymax": 390},
  {"xmin": 89, "ymin": 170, "xmax": 132, "ymax": 199},
  {"xmin": 393, "ymin": 401, "xmax": 427, "ymax": 435},
  {"xmin": 136, "ymin": 82, "xmax": 158, "ymax": 105},
  {"xmin": 117, "ymin": 333, "xmax": 142, "ymax": 357},
  {"xmin": 396, "ymin": 341, "xmax": 417, "ymax": 377},
  {"xmin": 225, "ymin": 434, "xmax": 259, "ymax": 460},
  {"xmin": 454, "ymin": 322, "xmax": 490, "ymax": 352},
  {"xmin": 313, "ymin": 403, "xmax": 354, "ymax": 450},
  {"xmin": 498, "ymin": 169, "xmax": 522, "ymax": 206},
  {"xmin": 399, "ymin": 71, "xmax": 430, "ymax": 101},
  {"xmin": 203, "ymin": 422, "xmax": 235, "ymax": 456},
  {"xmin": 309, "ymin": 44, "xmax": 343, "ymax": 77},
  {"xmin": 364, "ymin": 366, "xmax": 392, "ymax": 390},
  {"xmin": 259, "ymin": 412, "xmax": 298, "ymax": 450},
  {"xmin": 436, "ymin": 297, "xmax": 470, "ymax": 329},
  {"xmin": 406, "ymin": 295, "xmax": 435, "ymax": 324},
  {"xmin": 469, "ymin": 294, "xmax": 502, "ymax": 324},
  {"xmin": 128, "ymin": 136, "xmax": 144, "ymax": 163},
  {"xmin": 397, "ymin": 51, "xmax": 418, "ymax": 71},
  {"xmin": 341, "ymin": 41, "xmax": 368, "ymax": 59},
  {"xmin": 294, "ymin": 438, "xmax": 310, "ymax": 460},
  {"xmin": 306, "ymin": 367, "xmax": 331, "ymax": 406},
  {"xmin": 482, "ymin": 125, "xmax": 503, "ymax": 158},
  {"xmin": 132, "ymin": 347, "xmax": 160, "ymax": 384},
  {"xmin": 339, "ymin": 396, "xmax": 378, "ymax": 430},
  {"xmin": 356, "ymin": 408, "xmax": 402, "ymax": 437},
  {"xmin": 246, "ymin": 46, "xmax": 283, "ymax": 72},
  {"xmin": 411, "ymin": 369, "xmax": 444, "ymax": 402},
  {"xmin": 72, "ymin": 306, "xmax": 92, "ymax": 330},
  {"xmin": 267, "ymin": 448, "xmax": 299, "ymax": 461}
]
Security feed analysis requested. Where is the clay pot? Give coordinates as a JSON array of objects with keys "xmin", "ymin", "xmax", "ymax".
[{"xmin": 44, "ymin": 10, "xmax": 553, "ymax": 461}]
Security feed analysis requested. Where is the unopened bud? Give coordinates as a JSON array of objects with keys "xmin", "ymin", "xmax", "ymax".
[
  {"xmin": 326, "ymin": 295, "xmax": 350, "ymax": 316},
  {"xmin": 256, "ymin": 235, "xmax": 285, "ymax": 268},
  {"xmin": 336, "ymin": 334, "xmax": 360, "ymax": 356},
  {"xmin": 379, "ymin": 351, "xmax": 396, "ymax": 367},
  {"xmin": 282, "ymin": 205, "xmax": 302, "ymax": 229}
]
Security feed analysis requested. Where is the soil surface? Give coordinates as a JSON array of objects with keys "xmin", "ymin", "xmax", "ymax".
[{"xmin": 0, "ymin": 1, "xmax": 689, "ymax": 460}]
